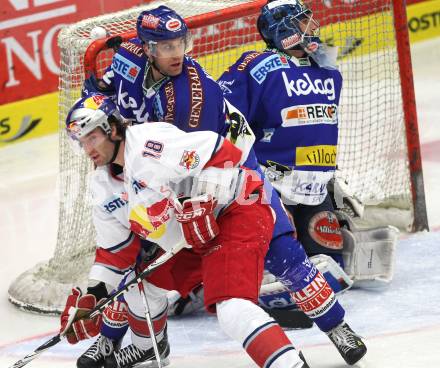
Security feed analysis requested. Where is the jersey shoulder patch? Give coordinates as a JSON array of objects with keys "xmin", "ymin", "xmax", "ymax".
[
  {"xmin": 111, "ymin": 41, "xmax": 145, "ymax": 83},
  {"xmin": 248, "ymin": 52, "xmax": 290, "ymax": 84}
]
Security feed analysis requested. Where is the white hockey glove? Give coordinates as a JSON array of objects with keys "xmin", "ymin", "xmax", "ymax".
[{"xmin": 337, "ymin": 211, "xmax": 399, "ymax": 288}]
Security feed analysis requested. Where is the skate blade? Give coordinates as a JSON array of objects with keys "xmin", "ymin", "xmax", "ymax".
[{"xmin": 133, "ymin": 357, "xmax": 170, "ymax": 368}]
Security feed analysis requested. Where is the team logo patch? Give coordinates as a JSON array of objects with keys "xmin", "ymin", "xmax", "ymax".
[
  {"xmin": 250, "ymin": 54, "xmax": 290, "ymax": 84},
  {"xmin": 218, "ymin": 79, "xmax": 235, "ymax": 94},
  {"xmin": 308, "ymin": 211, "xmax": 343, "ymax": 249},
  {"xmin": 142, "ymin": 14, "xmax": 160, "ymax": 29},
  {"xmin": 281, "ymin": 33, "xmax": 301, "ymax": 49},
  {"xmin": 165, "ymin": 18, "xmax": 182, "ymax": 31},
  {"xmin": 112, "ymin": 54, "xmax": 141, "ymax": 83},
  {"xmin": 129, "ymin": 200, "xmax": 169, "ymax": 240},
  {"xmin": 179, "ymin": 150, "xmax": 200, "ymax": 170}
]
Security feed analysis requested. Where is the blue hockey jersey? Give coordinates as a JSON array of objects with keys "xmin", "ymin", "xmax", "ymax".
[{"xmin": 218, "ymin": 50, "xmax": 343, "ymax": 205}]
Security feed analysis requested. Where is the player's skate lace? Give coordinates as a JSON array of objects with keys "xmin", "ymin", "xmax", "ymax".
[
  {"xmin": 77, "ymin": 335, "xmax": 117, "ymax": 368},
  {"xmin": 115, "ymin": 344, "xmax": 144, "ymax": 366},
  {"xmin": 326, "ymin": 322, "xmax": 367, "ymax": 365},
  {"xmin": 104, "ymin": 329, "xmax": 170, "ymax": 368}
]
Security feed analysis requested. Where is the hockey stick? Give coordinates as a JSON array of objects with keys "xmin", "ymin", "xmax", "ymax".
[
  {"xmin": 8, "ymin": 241, "xmax": 187, "ymax": 368},
  {"xmin": 137, "ymin": 277, "xmax": 164, "ymax": 368}
]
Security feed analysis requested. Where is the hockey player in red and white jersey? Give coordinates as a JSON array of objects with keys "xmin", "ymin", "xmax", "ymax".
[{"xmin": 60, "ymin": 93, "xmax": 312, "ymax": 368}]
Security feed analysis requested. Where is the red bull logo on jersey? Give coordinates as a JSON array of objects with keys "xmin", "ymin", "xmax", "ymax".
[
  {"xmin": 129, "ymin": 202, "xmax": 168, "ymax": 240},
  {"xmin": 281, "ymin": 104, "xmax": 338, "ymax": 127},
  {"xmin": 179, "ymin": 150, "xmax": 200, "ymax": 170},
  {"xmin": 250, "ymin": 54, "xmax": 290, "ymax": 84}
]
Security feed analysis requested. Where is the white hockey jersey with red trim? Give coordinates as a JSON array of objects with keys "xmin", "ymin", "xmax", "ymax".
[
  {"xmin": 124, "ymin": 122, "xmax": 244, "ymax": 251},
  {"xmin": 88, "ymin": 122, "xmax": 255, "ymax": 287},
  {"xmin": 88, "ymin": 167, "xmax": 136, "ymax": 288}
]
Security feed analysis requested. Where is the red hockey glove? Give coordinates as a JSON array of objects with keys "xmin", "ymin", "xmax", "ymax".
[
  {"xmin": 175, "ymin": 194, "xmax": 220, "ymax": 253},
  {"xmin": 60, "ymin": 287, "xmax": 102, "ymax": 344}
]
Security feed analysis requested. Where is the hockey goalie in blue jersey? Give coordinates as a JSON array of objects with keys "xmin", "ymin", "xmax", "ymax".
[{"xmin": 218, "ymin": 0, "xmax": 398, "ymax": 292}]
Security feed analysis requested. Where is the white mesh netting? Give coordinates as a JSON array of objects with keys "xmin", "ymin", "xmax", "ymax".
[{"xmin": 8, "ymin": 0, "xmax": 418, "ymax": 314}]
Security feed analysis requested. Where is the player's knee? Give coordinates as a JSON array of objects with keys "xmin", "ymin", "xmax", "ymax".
[{"xmin": 217, "ymin": 298, "xmax": 273, "ymax": 343}]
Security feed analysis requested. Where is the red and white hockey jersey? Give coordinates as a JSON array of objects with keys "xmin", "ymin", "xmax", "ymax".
[{"xmin": 88, "ymin": 122, "xmax": 260, "ymax": 288}]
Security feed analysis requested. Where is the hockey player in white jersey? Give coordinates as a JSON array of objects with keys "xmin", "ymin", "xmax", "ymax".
[{"xmin": 60, "ymin": 93, "xmax": 312, "ymax": 368}]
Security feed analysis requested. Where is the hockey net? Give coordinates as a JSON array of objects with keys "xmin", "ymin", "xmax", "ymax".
[{"xmin": 8, "ymin": 0, "xmax": 427, "ymax": 314}]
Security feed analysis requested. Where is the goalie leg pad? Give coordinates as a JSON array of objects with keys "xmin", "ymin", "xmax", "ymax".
[
  {"xmin": 285, "ymin": 196, "xmax": 344, "ymax": 259},
  {"xmin": 341, "ymin": 225, "xmax": 399, "ymax": 288}
]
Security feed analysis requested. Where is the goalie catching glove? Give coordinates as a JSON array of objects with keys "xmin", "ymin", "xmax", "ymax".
[
  {"xmin": 60, "ymin": 287, "xmax": 102, "ymax": 344},
  {"xmin": 174, "ymin": 194, "xmax": 219, "ymax": 253}
]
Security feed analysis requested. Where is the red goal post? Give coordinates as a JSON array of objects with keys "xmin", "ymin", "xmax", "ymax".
[{"xmin": 8, "ymin": 0, "xmax": 428, "ymax": 315}]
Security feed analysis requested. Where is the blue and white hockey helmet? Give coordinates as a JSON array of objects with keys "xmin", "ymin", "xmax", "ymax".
[
  {"xmin": 136, "ymin": 6, "xmax": 192, "ymax": 57},
  {"xmin": 65, "ymin": 94, "xmax": 119, "ymax": 144},
  {"xmin": 257, "ymin": 0, "xmax": 321, "ymax": 54}
]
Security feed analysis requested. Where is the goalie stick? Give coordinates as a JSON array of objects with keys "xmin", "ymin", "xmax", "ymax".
[{"xmin": 8, "ymin": 241, "xmax": 187, "ymax": 368}]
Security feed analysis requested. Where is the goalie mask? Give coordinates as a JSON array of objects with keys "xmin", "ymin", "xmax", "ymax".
[
  {"xmin": 65, "ymin": 94, "xmax": 122, "ymax": 156},
  {"xmin": 136, "ymin": 6, "xmax": 193, "ymax": 58},
  {"xmin": 257, "ymin": 0, "xmax": 321, "ymax": 54}
]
